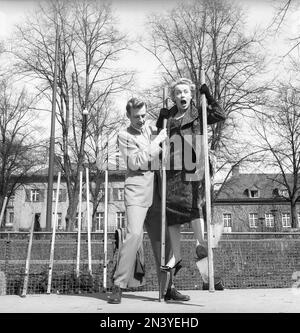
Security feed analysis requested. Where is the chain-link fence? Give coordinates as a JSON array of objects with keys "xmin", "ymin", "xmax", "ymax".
[{"xmin": 1, "ymin": 232, "xmax": 300, "ymax": 295}]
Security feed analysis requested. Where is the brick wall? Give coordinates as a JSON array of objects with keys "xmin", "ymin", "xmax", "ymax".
[{"xmin": 0, "ymin": 232, "xmax": 299, "ymax": 294}]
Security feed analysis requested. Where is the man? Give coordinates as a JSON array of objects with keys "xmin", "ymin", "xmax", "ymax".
[{"xmin": 108, "ymin": 97, "xmax": 190, "ymax": 304}]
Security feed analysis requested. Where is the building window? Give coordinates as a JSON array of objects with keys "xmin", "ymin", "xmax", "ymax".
[
  {"xmin": 112, "ymin": 188, "xmax": 124, "ymax": 201},
  {"xmin": 265, "ymin": 213, "xmax": 275, "ymax": 228},
  {"xmin": 249, "ymin": 213, "xmax": 258, "ymax": 228},
  {"xmin": 116, "ymin": 212, "xmax": 126, "ymax": 229},
  {"xmin": 249, "ymin": 190, "xmax": 259, "ymax": 198},
  {"xmin": 30, "ymin": 189, "xmax": 40, "ymax": 202},
  {"xmin": 6, "ymin": 212, "xmax": 14, "ymax": 226},
  {"xmin": 55, "ymin": 213, "xmax": 63, "ymax": 231},
  {"xmin": 223, "ymin": 213, "xmax": 232, "ymax": 232},
  {"xmin": 52, "ymin": 189, "xmax": 62, "ymax": 202},
  {"xmin": 74, "ymin": 212, "xmax": 84, "ymax": 231},
  {"xmin": 223, "ymin": 213, "xmax": 232, "ymax": 227},
  {"xmin": 95, "ymin": 212, "xmax": 104, "ymax": 232},
  {"xmin": 282, "ymin": 213, "xmax": 291, "ymax": 228},
  {"xmin": 9, "ymin": 212, "xmax": 14, "ymax": 224},
  {"xmin": 117, "ymin": 188, "xmax": 124, "ymax": 201}
]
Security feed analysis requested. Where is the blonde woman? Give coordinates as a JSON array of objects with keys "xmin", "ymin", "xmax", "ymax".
[{"xmin": 157, "ymin": 78, "xmax": 225, "ymax": 290}]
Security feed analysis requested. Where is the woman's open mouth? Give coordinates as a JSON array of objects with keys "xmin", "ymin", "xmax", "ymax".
[{"xmin": 181, "ymin": 99, "xmax": 187, "ymax": 107}]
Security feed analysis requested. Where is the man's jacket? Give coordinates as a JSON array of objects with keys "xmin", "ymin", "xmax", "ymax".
[{"xmin": 117, "ymin": 122, "xmax": 162, "ymax": 207}]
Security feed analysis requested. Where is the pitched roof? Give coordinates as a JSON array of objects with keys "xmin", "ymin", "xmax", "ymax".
[
  {"xmin": 10, "ymin": 165, "xmax": 126, "ymax": 183},
  {"xmin": 216, "ymin": 172, "xmax": 296, "ymax": 202}
]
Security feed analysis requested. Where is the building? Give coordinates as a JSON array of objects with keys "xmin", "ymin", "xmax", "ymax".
[
  {"xmin": 214, "ymin": 165, "xmax": 300, "ymax": 232},
  {"xmin": 3, "ymin": 164, "xmax": 300, "ymax": 233},
  {"xmin": 2, "ymin": 168, "xmax": 127, "ymax": 232}
]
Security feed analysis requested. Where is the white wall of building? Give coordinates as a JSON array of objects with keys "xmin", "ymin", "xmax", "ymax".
[{"xmin": 5, "ymin": 178, "xmax": 126, "ymax": 232}]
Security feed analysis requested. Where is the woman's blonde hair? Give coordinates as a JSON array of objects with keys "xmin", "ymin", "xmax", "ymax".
[{"xmin": 169, "ymin": 78, "xmax": 196, "ymax": 102}]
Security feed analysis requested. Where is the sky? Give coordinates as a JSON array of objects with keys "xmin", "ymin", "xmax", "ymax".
[
  {"xmin": 0, "ymin": 0, "xmax": 279, "ymax": 38},
  {"xmin": 0, "ymin": 0, "xmax": 282, "ymax": 90},
  {"xmin": 1, "ymin": 0, "xmax": 296, "ymax": 93},
  {"xmin": 0, "ymin": 0, "xmax": 294, "ymax": 82},
  {"xmin": 0, "ymin": 0, "xmax": 299, "ymax": 171},
  {"xmin": 0, "ymin": 0, "xmax": 178, "ymax": 109},
  {"xmin": 1, "ymin": 0, "xmax": 297, "ymax": 106}
]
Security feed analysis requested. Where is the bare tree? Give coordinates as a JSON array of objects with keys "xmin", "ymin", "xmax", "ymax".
[
  {"xmin": 144, "ymin": 0, "xmax": 267, "ymax": 171},
  {"xmin": 84, "ymin": 96, "xmax": 127, "ymax": 229},
  {"xmin": 0, "ymin": 78, "xmax": 45, "ymax": 229},
  {"xmin": 253, "ymin": 83, "xmax": 300, "ymax": 228},
  {"xmin": 267, "ymin": 0, "xmax": 300, "ymax": 57},
  {"xmin": 11, "ymin": 0, "xmax": 132, "ymax": 230},
  {"xmin": 268, "ymin": 0, "xmax": 292, "ymax": 32},
  {"xmin": 139, "ymin": 0, "xmax": 271, "ymax": 211}
]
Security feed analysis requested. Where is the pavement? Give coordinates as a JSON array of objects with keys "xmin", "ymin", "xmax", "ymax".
[{"xmin": 0, "ymin": 288, "xmax": 300, "ymax": 313}]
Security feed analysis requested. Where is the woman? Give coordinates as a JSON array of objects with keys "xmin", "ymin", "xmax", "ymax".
[{"xmin": 156, "ymin": 77, "xmax": 225, "ymax": 288}]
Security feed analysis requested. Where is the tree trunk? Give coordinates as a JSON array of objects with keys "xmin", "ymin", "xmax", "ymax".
[
  {"xmin": 65, "ymin": 174, "xmax": 80, "ymax": 231},
  {"xmin": 92, "ymin": 213, "xmax": 97, "ymax": 232},
  {"xmin": 0, "ymin": 196, "xmax": 6, "ymax": 229},
  {"xmin": 65, "ymin": 191, "xmax": 79, "ymax": 231},
  {"xmin": 291, "ymin": 200, "xmax": 298, "ymax": 229}
]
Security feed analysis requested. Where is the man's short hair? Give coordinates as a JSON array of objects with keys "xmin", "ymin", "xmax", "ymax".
[
  {"xmin": 126, "ymin": 97, "xmax": 147, "ymax": 115},
  {"xmin": 169, "ymin": 78, "xmax": 196, "ymax": 102}
]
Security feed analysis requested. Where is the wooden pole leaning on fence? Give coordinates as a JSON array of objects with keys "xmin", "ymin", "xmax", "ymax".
[
  {"xmin": 103, "ymin": 165, "xmax": 109, "ymax": 291},
  {"xmin": 102, "ymin": 137, "xmax": 109, "ymax": 291},
  {"xmin": 47, "ymin": 171, "xmax": 61, "ymax": 294},
  {"xmin": 86, "ymin": 167, "xmax": 92, "ymax": 275},
  {"xmin": 0, "ymin": 196, "xmax": 8, "ymax": 227},
  {"xmin": 76, "ymin": 170, "xmax": 83, "ymax": 278},
  {"xmin": 200, "ymin": 68, "xmax": 215, "ymax": 292},
  {"xmin": 159, "ymin": 87, "xmax": 168, "ymax": 301},
  {"xmin": 21, "ymin": 219, "xmax": 35, "ymax": 297}
]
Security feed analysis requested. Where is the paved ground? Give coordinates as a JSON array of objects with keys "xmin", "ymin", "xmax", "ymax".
[{"xmin": 0, "ymin": 288, "xmax": 300, "ymax": 313}]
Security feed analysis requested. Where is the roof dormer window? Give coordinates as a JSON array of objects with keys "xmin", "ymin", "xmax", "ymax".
[
  {"xmin": 279, "ymin": 189, "xmax": 289, "ymax": 198},
  {"xmin": 249, "ymin": 189, "xmax": 259, "ymax": 198}
]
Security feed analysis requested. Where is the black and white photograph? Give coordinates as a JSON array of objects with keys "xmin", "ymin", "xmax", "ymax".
[{"xmin": 0, "ymin": 0, "xmax": 300, "ymax": 322}]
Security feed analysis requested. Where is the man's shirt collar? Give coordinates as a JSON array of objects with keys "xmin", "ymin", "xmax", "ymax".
[{"xmin": 130, "ymin": 124, "xmax": 145, "ymax": 134}]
